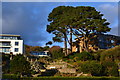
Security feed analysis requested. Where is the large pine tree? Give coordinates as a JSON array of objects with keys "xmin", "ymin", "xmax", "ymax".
[{"xmin": 47, "ymin": 6, "xmax": 111, "ymax": 54}]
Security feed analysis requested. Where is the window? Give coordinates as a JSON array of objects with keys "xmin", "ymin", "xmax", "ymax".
[
  {"xmin": 1, "ymin": 48, "xmax": 10, "ymax": 52},
  {"xmin": 0, "ymin": 48, "xmax": 2, "ymax": 52},
  {"xmin": 15, "ymin": 42, "xmax": 19, "ymax": 46},
  {"xmin": 15, "ymin": 48, "xmax": 19, "ymax": 52}
]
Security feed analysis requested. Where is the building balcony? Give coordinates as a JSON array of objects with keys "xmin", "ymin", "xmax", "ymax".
[
  {"xmin": 0, "ymin": 44, "xmax": 11, "ymax": 47},
  {"xmin": 0, "ymin": 47, "xmax": 11, "ymax": 53},
  {"xmin": 0, "ymin": 35, "xmax": 22, "ymax": 40},
  {"xmin": 0, "ymin": 42, "xmax": 11, "ymax": 47},
  {"xmin": 1, "ymin": 51, "xmax": 10, "ymax": 53}
]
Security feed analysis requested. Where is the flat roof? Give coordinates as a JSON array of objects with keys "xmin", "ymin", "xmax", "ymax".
[{"xmin": 0, "ymin": 34, "xmax": 21, "ymax": 37}]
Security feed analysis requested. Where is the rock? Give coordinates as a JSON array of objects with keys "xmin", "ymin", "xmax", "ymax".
[
  {"xmin": 58, "ymin": 68, "xmax": 76, "ymax": 73},
  {"xmin": 76, "ymin": 72, "xmax": 83, "ymax": 77}
]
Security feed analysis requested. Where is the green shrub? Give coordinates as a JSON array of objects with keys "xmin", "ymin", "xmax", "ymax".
[
  {"xmin": 10, "ymin": 54, "xmax": 31, "ymax": 75},
  {"xmin": 102, "ymin": 61, "xmax": 119, "ymax": 76},
  {"xmin": 81, "ymin": 61, "xmax": 104, "ymax": 76},
  {"xmin": 74, "ymin": 51, "xmax": 93, "ymax": 61},
  {"xmin": 92, "ymin": 50, "xmax": 104, "ymax": 61},
  {"xmin": 20, "ymin": 77, "xmax": 120, "ymax": 80},
  {"xmin": 100, "ymin": 52, "xmax": 114, "ymax": 62},
  {"xmin": 2, "ymin": 74, "xmax": 20, "ymax": 79},
  {"xmin": 51, "ymin": 48, "xmax": 64, "ymax": 59},
  {"xmin": 2, "ymin": 54, "xmax": 10, "ymax": 74},
  {"xmin": 109, "ymin": 66, "xmax": 119, "ymax": 77},
  {"xmin": 68, "ymin": 55, "xmax": 75, "ymax": 59},
  {"xmin": 100, "ymin": 45, "xmax": 120, "ymax": 62}
]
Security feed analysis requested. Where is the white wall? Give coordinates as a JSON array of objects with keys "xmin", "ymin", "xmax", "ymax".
[{"xmin": 0, "ymin": 39, "xmax": 23, "ymax": 55}]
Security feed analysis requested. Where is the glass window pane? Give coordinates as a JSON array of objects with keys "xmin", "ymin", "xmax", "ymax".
[
  {"xmin": 15, "ymin": 42, "xmax": 19, "ymax": 46},
  {"xmin": 15, "ymin": 48, "xmax": 19, "ymax": 52}
]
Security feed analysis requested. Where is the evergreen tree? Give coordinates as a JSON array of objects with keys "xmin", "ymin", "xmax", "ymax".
[{"xmin": 47, "ymin": 6, "xmax": 111, "ymax": 55}]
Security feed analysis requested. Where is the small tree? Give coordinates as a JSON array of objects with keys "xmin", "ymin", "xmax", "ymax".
[
  {"xmin": 49, "ymin": 46, "xmax": 64, "ymax": 59},
  {"xmin": 10, "ymin": 54, "xmax": 31, "ymax": 76},
  {"xmin": 51, "ymin": 49, "xmax": 63, "ymax": 59}
]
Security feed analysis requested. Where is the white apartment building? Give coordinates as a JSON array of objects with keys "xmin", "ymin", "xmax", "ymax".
[{"xmin": 0, "ymin": 34, "xmax": 24, "ymax": 55}]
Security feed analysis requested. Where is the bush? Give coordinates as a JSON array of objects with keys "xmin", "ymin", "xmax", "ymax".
[
  {"xmin": 74, "ymin": 51, "xmax": 93, "ymax": 61},
  {"xmin": 100, "ymin": 45, "xmax": 120, "ymax": 62},
  {"xmin": 92, "ymin": 50, "xmax": 104, "ymax": 61},
  {"xmin": 2, "ymin": 54, "xmax": 10, "ymax": 74},
  {"xmin": 2, "ymin": 74, "xmax": 20, "ymax": 79},
  {"xmin": 81, "ymin": 61, "xmax": 104, "ymax": 76},
  {"xmin": 10, "ymin": 54, "xmax": 31, "ymax": 75},
  {"xmin": 102, "ymin": 61, "xmax": 119, "ymax": 76},
  {"xmin": 50, "ymin": 48, "xmax": 64, "ymax": 59},
  {"xmin": 100, "ymin": 52, "xmax": 114, "ymax": 62},
  {"xmin": 93, "ymin": 53, "xmax": 100, "ymax": 61}
]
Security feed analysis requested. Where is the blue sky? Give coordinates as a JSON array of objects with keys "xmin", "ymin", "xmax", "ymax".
[{"xmin": 2, "ymin": 2, "xmax": 119, "ymax": 47}]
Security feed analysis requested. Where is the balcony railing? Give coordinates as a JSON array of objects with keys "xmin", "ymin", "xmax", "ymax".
[
  {"xmin": 0, "ymin": 36, "xmax": 21, "ymax": 40},
  {"xmin": 0, "ymin": 47, "xmax": 11, "ymax": 53},
  {"xmin": 0, "ymin": 44, "xmax": 11, "ymax": 47}
]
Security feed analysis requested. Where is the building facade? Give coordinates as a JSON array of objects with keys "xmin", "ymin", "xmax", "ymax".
[
  {"xmin": 0, "ymin": 34, "xmax": 24, "ymax": 55},
  {"xmin": 30, "ymin": 51, "xmax": 50, "ymax": 57}
]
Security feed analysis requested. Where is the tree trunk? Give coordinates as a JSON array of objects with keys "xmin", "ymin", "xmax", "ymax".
[
  {"xmin": 64, "ymin": 33, "xmax": 67, "ymax": 56},
  {"xmin": 83, "ymin": 35, "xmax": 89, "ymax": 52},
  {"xmin": 70, "ymin": 27, "xmax": 73, "ymax": 54}
]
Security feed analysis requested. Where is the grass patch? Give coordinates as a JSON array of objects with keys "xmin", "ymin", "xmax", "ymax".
[
  {"xmin": 2, "ymin": 74, "xmax": 120, "ymax": 80},
  {"xmin": 21, "ymin": 76, "xmax": 120, "ymax": 80}
]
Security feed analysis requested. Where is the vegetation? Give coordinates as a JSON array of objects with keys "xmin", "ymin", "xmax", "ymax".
[
  {"xmin": 25, "ymin": 45, "xmax": 50, "ymax": 55},
  {"xmin": 47, "ymin": 6, "xmax": 111, "ymax": 56},
  {"xmin": 2, "ymin": 37, "xmax": 119, "ymax": 77},
  {"xmin": 2, "ymin": 43, "xmax": 120, "ymax": 78},
  {"xmin": 102, "ymin": 61, "xmax": 119, "ymax": 76},
  {"xmin": 49, "ymin": 46, "xmax": 64, "ymax": 59},
  {"xmin": 46, "ymin": 41, "xmax": 52, "ymax": 45},
  {"xmin": 2, "ymin": 75, "xmax": 120, "ymax": 80},
  {"xmin": 64, "ymin": 51, "xmax": 93, "ymax": 62},
  {"xmin": 62, "ymin": 45, "xmax": 120, "ymax": 77},
  {"xmin": 80, "ymin": 61, "xmax": 103, "ymax": 76},
  {"xmin": 74, "ymin": 51, "xmax": 93, "ymax": 61},
  {"xmin": 2, "ymin": 53, "xmax": 10, "ymax": 73},
  {"xmin": 100, "ymin": 45, "xmax": 120, "ymax": 62},
  {"xmin": 10, "ymin": 54, "xmax": 31, "ymax": 76},
  {"xmin": 2, "ymin": 6, "xmax": 120, "ymax": 79},
  {"xmin": 2, "ymin": 74, "xmax": 20, "ymax": 79}
]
